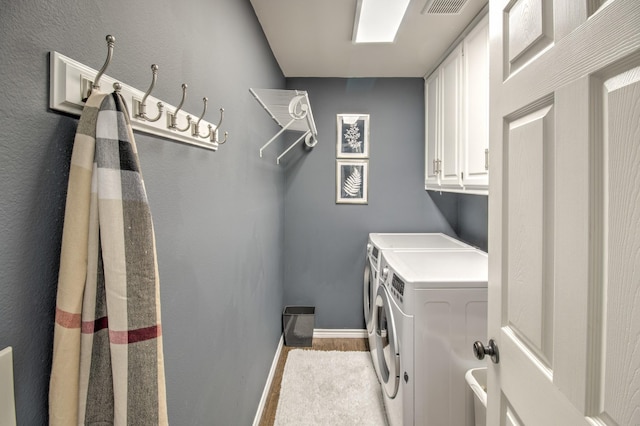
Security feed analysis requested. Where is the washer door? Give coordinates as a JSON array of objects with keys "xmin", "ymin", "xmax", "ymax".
[
  {"xmin": 375, "ymin": 285, "xmax": 400, "ymax": 399},
  {"xmin": 363, "ymin": 258, "xmax": 376, "ymax": 333}
]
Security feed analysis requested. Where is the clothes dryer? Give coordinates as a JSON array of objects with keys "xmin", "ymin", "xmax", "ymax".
[
  {"xmin": 375, "ymin": 249, "xmax": 488, "ymax": 426},
  {"xmin": 364, "ymin": 233, "xmax": 472, "ymax": 383}
]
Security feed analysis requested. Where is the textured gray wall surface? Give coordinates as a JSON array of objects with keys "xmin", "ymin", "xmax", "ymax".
[
  {"xmin": 0, "ymin": 1, "xmax": 285, "ymax": 424},
  {"xmin": 427, "ymin": 191, "xmax": 488, "ymax": 252},
  {"xmin": 456, "ymin": 193, "xmax": 488, "ymax": 252},
  {"xmin": 282, "ymin": 78, "xmax": 457, "ymax": 329}
]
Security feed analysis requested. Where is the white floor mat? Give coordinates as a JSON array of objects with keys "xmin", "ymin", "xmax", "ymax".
[{"xmin": 274, "ymin": 349, "xmax": 387, "ymax": 426}]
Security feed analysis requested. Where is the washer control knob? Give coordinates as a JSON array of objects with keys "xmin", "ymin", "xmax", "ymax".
[
  {"xmin": 381, "ymin": 267, "xmax": 389, "ymax": 282},
  {"xmin": 366, "ymin": 243, "xmax": 373, "ymax": 255},
  {"xmin": 473, "ymin": 339, "xmax": 499, "ymax": 364}
]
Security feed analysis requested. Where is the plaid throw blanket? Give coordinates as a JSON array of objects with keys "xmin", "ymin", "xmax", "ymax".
[{"xmin": 50, "ymin": 91, "xmax": 168, "ymax": 425}]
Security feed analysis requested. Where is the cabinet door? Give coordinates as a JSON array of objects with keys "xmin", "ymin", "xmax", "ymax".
[
  {"xmin": 439, "ymin": 45, "xmax": 463, "ymax": 189},
  {"xmin": 461, "ymin": 15, "xmax": 489, "ymax": 192},
  {"xmin": 425, "ymin": 71, "xmax": 440, "ymax": 189}
]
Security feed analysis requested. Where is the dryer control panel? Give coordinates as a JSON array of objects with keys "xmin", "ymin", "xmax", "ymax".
[{"xmin": 390, "ymin": 273, "xmax": 405, "ymax": 304}]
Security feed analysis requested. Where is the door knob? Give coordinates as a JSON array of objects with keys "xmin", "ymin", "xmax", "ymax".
[{"xmin": 473, "ymin": 339, "xmax": 499, "ymax": 364}]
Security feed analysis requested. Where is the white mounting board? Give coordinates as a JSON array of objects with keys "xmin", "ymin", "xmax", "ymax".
[{"xmin": 49, "ymin": 51, "xmax": 220, "ymax": 151}]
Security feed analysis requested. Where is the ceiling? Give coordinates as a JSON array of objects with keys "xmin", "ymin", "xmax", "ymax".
[{"xmin": 249, "ymin": 0, "xmax": 488, "ymax": 78}]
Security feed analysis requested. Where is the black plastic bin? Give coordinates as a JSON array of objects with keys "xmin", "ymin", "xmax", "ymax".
[{"xmin": 283, "ymin": 306, "xmax": 315, "ymax": 347}]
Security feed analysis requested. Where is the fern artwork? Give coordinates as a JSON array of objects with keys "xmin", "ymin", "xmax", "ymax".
[
  {"xmin": 343, "ymin": 166, "xmax": 362, "ymax": 197},
  {"xmin": 336, "ymin": 160, "xmax": 368, "ymax": 204},
  {"xmin": 336, "ymin": 114, "xmax": 369, "ymax": 158}
]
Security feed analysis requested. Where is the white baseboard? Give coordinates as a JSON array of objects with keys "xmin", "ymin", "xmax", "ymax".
[
  {"xmin": 252, "ymin": 334, "xmax": 284, "ymax": 426},
  {"xmin": 313, "ymin": 329, "xmax": 367, "ymax": 338}
]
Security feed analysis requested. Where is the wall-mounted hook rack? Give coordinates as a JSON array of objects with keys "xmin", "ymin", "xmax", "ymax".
[
  {"xmin": 249, "ymin": 88, "xmax": 318, "ymax": 164},
  {"xmin": 50, "ymin": 37, "xmax": 227, "ymax": 151}
]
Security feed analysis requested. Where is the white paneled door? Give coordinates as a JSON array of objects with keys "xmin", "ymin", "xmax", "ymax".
[{"xmin": 488, "ymin": 0, "xmax": 640, "ymax": 425}]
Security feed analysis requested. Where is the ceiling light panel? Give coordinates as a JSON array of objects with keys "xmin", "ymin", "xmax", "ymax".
[{"xmin": 353, "ymin": 0, "xmax": 412, "ymax": 43}]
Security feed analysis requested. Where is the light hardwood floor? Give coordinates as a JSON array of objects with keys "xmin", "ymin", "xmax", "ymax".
[{"xmin": 258, "ymin": 338, "xmax": 369, "ymax": 426}]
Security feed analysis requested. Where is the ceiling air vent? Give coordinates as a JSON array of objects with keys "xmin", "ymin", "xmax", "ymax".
[{"xmin": 421, "ymin": 0, "xmax": 468, "ymax": 14}]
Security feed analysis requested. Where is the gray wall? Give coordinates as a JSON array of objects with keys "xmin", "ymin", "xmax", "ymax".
[
  {"xmin": 0, "ymin": 1, "xmax": 285, "ymax": 424},
  {"xmin": 428, "ymin": 191, "xmax": 488, "ymax": 252},
  {"xmin": 282, "ymin": 78, "xmax": 458, "ymax": 329},
  {"xmin": 456, "ymin": 193, "xmax": 488, "ymax": 251}
]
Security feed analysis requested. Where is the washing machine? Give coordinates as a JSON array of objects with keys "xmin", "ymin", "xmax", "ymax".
[
  {"xmin": 375, "ymin": 249, "xmax": 488, "ymax": 426},
  {"xmin": 364, "ymin": 233, "xmax": 473, "ymax": 382}
]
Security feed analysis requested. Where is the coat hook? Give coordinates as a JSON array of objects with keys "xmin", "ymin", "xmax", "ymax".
[
  {"xmin": 192, "ymin": 97, "xmax": 209, "ymax": 138},
  {"xmin": 167, "ymin": 83, "xmax": 191, "ymax": 132},
  {"xmin": 84, "ymin": 35, "xmax": 115, "ymax": 101},
  {"xmin": 215, "ymin": 130, "xmax": 229, "ymax": 145},
  {"xmin": 134, "ymin": 64, "xmax": 164, "ymax": 122},
  {"xmin": 208, "ymin": 108, "xmax": 228, "ymax": 144}
]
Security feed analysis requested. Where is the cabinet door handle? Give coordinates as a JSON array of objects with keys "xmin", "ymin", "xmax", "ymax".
[
  {"xmin": 484, "ymin": 149, "xmax": 489, "ymax": 171},
  {"xmin": 433, "ymin": 158, "xmax": 440, "ymax": 175}
]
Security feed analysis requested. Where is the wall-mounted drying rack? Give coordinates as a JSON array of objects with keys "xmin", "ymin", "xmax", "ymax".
[
  {"xmin": 249, "ymin": 88, "xmax": 318, "ymax": 164},
  {"xmin": 50, "ymin": 35, "xmax": 228, "ymax": 151}
]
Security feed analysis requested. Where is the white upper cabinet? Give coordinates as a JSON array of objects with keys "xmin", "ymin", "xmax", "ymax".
[
  {"xmin": 461, "ymin": 15, "xmax": 489, "ymax": 191},
  {"xmin": 440, "ymin": 45, "xmax": 464, "ymax": 190},
  {"xmin": 425, "ymin": 71, "xmax": 440, "ymax": 187},
  {"xmin": 425, "ymin": 14, "xmax": 489, "ymax": 195}
]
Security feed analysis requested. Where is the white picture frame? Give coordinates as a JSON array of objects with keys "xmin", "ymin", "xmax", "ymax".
[
  {"xmin": 336, "ymin": 160, "xmax": 368, "ymax": 204},
  {"xmin": 336, "ymin": 114, "xmax": 370, "ymax": 158}
]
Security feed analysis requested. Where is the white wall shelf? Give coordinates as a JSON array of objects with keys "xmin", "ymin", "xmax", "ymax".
[{"xmin": 249, "ymin": 88, "xmax": 318, "ymax": 164}]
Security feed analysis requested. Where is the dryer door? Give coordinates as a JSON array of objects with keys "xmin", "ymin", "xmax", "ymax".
[
  {"xmin": 375, "ymin": 285, "xmax": 400, "ymax": 398},
  {"xmin": 363, "ymin": 258, "xmax": 376, "ymax": 333}
]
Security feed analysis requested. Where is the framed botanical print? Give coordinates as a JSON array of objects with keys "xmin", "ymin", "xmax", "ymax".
[
  {"xmin": 336, "ymin": 114, "xmax": 369, "ymax": 158},
  {"xmin": 336, "ymin": 159, "xmax": 368, "ymax": 204}
]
